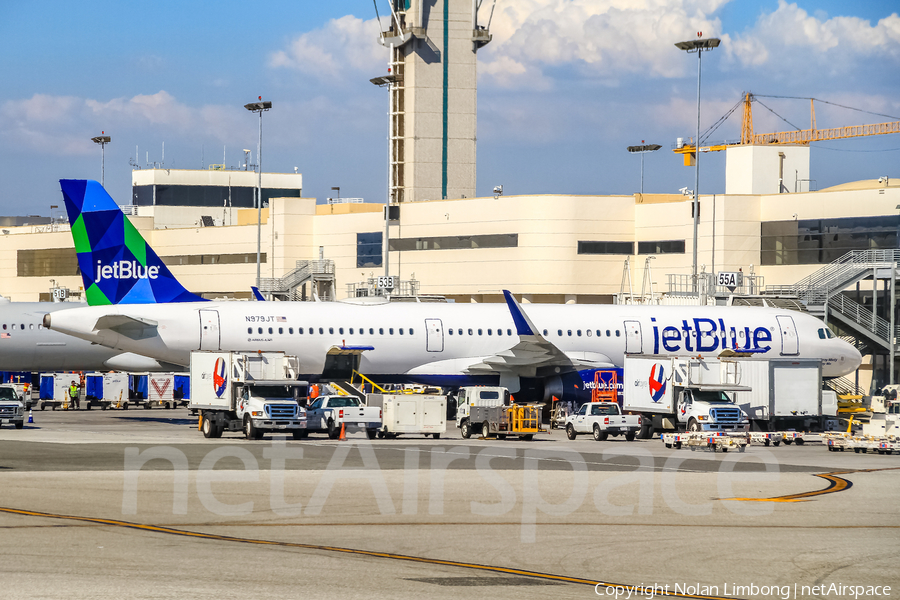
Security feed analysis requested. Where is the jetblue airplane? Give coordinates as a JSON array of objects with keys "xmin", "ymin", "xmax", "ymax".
[
  {"xmin": 44, "ymin": 180, "xmax": 861, "ymax": 405},
  {"xmin": 0, "ymin": 298, "xmax": 180, "ymax": 372}
]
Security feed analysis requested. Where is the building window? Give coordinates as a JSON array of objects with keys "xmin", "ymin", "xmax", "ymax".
[
  {"xmin": 357, "ymin": 232, "xmax": 383, "ymax": 268},
  {"xmin": 577, "ymin": 241, "xmax": 634, "ymax": 255},
  {"xmin": 390, "ymin": 233, "xmax": 518, "ymax": 252},
  {"xmin": 161, "ymin": 252, "xmax": 266, "ymax": 266},
  {"xmin": 761, "ymin": 216, "xmax": 900, "ymax": 265},
  {"xmin": 132, "ymin": 184, "xmax": 299, "ymax": 208},
  {"xmin": 17, "ymin": 248, "xmax": 80, "ymax": 277},
  {"xmin": 638, "ymin": 240, "xmax": 685, "ymax": 254}
]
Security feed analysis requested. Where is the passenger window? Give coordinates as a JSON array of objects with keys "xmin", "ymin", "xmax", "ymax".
[
  {"xmin": 496, "ymin": 328, "xmax": 502, "ymax": 336},
  {"xmin": 29, "ymin": 324, "xmax": 34, "ymax": 330},
  {"xmin": 268, "ymin": 327, "xmax": 273, "ymax": 334},
  {"xmin": 19, "ymin": 324, "xmax": 23, "ymax": 329},
  {"xmin": 278, "ymin": 327, "xmax": 283, "ymax": 334},
  {"xmin": 458, "ymin": 329, "xmax": 463, "ymax": 335},
  {"xmin": 409, "ymin": 328, "xmax": 414, "ymax": 335},
  {"xmin": 258, "ymin": 328, "xmax": 263, "ymax": 334},
  {"xmin": 329, "ymin": 327, "xmax": 334, "ymax": 334},
  {"xmin": 542, "ymin": 329, "xmax": 548, "ymax": 336},
  {"xmin": 606, "ymin": 330, "xmax": 611, "ymax": 336},
  {"xmin": 298, "ymin": 327, "xmax": 304, "ymax": 334},
  {"xmin": 289, "ymin": 328, "xmax": 293, "ymax": 334},
  {"xmin": 247, "ymin": 327, "xmax": 252, "ymax": 334},
  {"xmin": 567, "ymin": 330, "xmax": 572, "ymax": 336},
  {"xmin": 1, "ymin": 325, "xmax": 5, "ymax": 330},
  {"xmin": 487, "ymin": 329, "xmax": 492, "ymax": 335},
  {"xmin": 507, "ymin": 329, "xmax": 512, "ymax": 336},
  {"xmin": 587, "ymin": 330, "xmax": 592, "ymax": 337},
  {"xmin": 468, "ymin": 329, "xmax": 473, "ymax": 335},
  {"xmin": 379, "ymin": 328, "xmax": 384, "ymax": 335},
  {"xmin": 389, "ymin": 328, "xmax": 394, "ymax": 335},
  {"xmin": 448, "ymin": 329, "xmax": 453, "ymax": 335},
  {"xmin": 369, "ymin": 328, "xmax": 374, "ymax": 334},
  {"xmin": 577, "ymin": 330, "xmax": 581, "ymax": 337},
  {"xmin": 339, "ymin": 327, "xmax": 344, "ymax": 335},
  {"xmin": 557, "ymin": 330, "xmax": 562, "ymax": 336},
  {"xmin": 11, "ymin": 325, "xmax": 16, "ymax": 330},
  {"xmin": 478, "ymin": 329, "xmax": 483, "ymax": 336},
  {"xmin": 319, "ymin": 328, "xmax": 324, "ymax": 334},
  {"xmin": 616, "ymin": 330, "xmax": 620, "ymax": 337},
  {"xmin": 399, "ymin": 328, "xmax": 404, "ymax": 335},
  {"xmin": 349, "ymin": 328, "xmax": 354, "ymax": 334}
]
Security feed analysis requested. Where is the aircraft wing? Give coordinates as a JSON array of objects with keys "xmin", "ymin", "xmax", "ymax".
[{"xmin": 463, "ymin": 291, "xmax": 615, "ymax": 378}]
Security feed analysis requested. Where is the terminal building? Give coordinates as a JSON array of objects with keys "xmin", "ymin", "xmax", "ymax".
[{"xmin": 0, "ymin": 0, "xmax": 897, "ymax": 390}]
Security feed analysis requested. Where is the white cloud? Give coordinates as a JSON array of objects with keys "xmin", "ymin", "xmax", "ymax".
[
  {"xmin": 723, "ymin": 1, "xmax": 900, "ymax": 71},
  {"xmin": 479, "ymin": 0, "xmax": 728, "ymax": 86},
  {"xmin": 0, "ymin": 92, "xmax": 250, "ymax": 156},
  {"xmin": 269, "ymin": 15, "xmax": 386, "ymax": 80}
]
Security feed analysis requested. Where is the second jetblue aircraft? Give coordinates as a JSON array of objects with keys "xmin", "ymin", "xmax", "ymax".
[{"xmin": 45, "ymin": 180, "xmax": 861, "ymax": 404}]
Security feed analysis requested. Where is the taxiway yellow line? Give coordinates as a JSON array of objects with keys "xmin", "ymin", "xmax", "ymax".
[
  {"xmin": 0, "ymin": 505, "xmax": 740, "ymax": 600},
  {"xmin": 727, "ymin": 466, "xmax": 900, "ymax": 503}
]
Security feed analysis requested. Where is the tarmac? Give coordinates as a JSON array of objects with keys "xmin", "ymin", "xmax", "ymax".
[{"xmin": 0, "ymin": 409, "xmax": 897, "ymax": 599}]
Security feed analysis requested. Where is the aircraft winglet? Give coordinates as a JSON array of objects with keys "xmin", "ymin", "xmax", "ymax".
[{"xmin": 503, "ymin": 290, "xmax": 537, "ymax": 337}]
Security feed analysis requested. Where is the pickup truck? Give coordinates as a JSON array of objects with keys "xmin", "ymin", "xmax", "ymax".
[
  {"xmin": 305, "ymin": 395, "xmax": 382, "ymax": 439},
  {"xmin": 0, "ymin": 384, "xmax": 25, "ymax": 429},
  {"xmin": 565, "ymin": 402, "xmax": 641, "ymax": 441}
]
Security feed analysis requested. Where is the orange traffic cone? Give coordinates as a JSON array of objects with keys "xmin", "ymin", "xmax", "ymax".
[{"xmin": 339, "ymin": 422, "xmax": 347, "ymax": 441}]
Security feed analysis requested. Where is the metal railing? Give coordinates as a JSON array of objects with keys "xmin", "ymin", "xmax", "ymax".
[
  {"xmin": 257, "ymin": 259, "xmax": 335, "ymax": 293},
  {"xmin": 666, "ymin": 273, "xmax": 765, "ymax": 297},
  {"xmin": 766, "ymin": 249, "xmax": 900, "ymax": 306},
  {"xmin": 828, "ymin": 294, "xmax": 893, "ymax": 341}
]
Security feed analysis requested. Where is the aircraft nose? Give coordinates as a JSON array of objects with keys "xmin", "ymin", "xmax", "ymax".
[
  {"xmin": 845, "ymin": 342, "xmax": 862, "ymax": 373},
  {"xmin": 43, "ymin": 313, "xmax": 51, "ymax": 328}
]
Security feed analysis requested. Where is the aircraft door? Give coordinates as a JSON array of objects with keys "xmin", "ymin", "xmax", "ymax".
[
  {"xmin": 624, "ymin": 320, "xmax": 642, "ymax": 354},
  {"xmin": 199, "ymin": 310, "xmax": 220, "ymax": 351},
  {"xmin": 776, "ymin": 315, "xmax": 799, "ymax": 356},
  {"xmin": 425, "ymin": 318, "xmax": 444, "ymax": 352}
]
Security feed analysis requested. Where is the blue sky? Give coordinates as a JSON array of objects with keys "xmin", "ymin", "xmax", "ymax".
[{"xmin": 1, "ymin": 0, "xmax": 898, "ymax": 215}]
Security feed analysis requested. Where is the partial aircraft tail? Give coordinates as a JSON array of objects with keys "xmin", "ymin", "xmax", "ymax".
[{"xmin": 59, "ymin": 179, "xmax": 206, "ymax": 305}]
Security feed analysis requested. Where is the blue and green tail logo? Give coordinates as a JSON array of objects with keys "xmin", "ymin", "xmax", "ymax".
[{"xmin": 59, "ymin": 179, "xmax": 206, "ymax": 305}]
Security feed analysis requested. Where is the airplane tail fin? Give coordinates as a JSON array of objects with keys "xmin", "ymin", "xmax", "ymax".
[{"xmin": 59, "ymin": 179, "xmax": 206, "ymax": 305}]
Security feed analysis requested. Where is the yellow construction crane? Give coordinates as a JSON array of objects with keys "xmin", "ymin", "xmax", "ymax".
[{"xmin": 674, "ymin": 92, "xmax": 900, "ymax": 166}]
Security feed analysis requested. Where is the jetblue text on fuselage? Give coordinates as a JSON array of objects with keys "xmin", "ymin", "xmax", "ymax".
[
  {"xmin": 96, "ymin": 261, "xmax": 160, "ymax": 282},
  {"xmin": 651, "ymin": 317, "xmax": 773, "ymax": 354}
]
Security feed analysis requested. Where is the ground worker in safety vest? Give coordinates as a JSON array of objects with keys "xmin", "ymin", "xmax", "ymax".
[{"xmin": 69, "ymin": 380, "xmax": 80, "ymax": 410}]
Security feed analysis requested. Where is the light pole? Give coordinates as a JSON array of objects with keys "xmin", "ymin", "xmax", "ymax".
[
  {"xmin": 676, "ymin": 33, "xmax": 719, "ymax": 290},
  {"xmin": 626, "ymin": 142, "xmax": 661, "ymax": 195},
  {"xmin": 91, "ymin": 133, "xmax": 111, "ymax": 186},
  {"xmin": 331, "ymin": 186, "xmax": 340, "ymax": 202},
  {"xmin": 244, "ymin": 98, "xmax": 272, "ymax": 292}
]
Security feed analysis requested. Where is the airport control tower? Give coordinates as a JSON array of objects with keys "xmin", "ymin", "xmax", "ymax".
[{"xmin": 372, "ymin": 0, "xmax": 494, "ymax": 203}]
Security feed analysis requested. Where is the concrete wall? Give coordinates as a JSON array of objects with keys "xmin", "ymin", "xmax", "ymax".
[{"xmin": 726, "ymin": 145, "xmax": 810, "ymax": 195}]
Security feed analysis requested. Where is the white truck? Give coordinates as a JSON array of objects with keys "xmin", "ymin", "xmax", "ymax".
[
  {"xmin": 190, "ymin": 351, "xmax": 308, "ymax": 440},
  {"xmin": 0, "ymin": 384, "xmax": 25, "ymax": 429},
  {"xmin": 305, "ymin": 395, "xmax": 383, "ymax": 439},
  {"xmin": 564, "ymin": 402, "xmax": 642, "ymax": 441},
  {"xmin": 366, "ymin": 393, "xmax": 446, "ymax": 439},
  {"xmin": 455, "ymin": 386, "xmax": 510, "ymax": 439},
  {"xmin": 722, "ymin": 358, "xmax": 824, "ymax": 431},
  {"xmin": 624, "ymin": 356, "xmax": 750, "ymax": 437}
]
